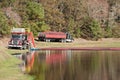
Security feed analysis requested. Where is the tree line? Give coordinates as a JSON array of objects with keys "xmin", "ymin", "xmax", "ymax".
[{"xmin": 0, "ymin": 0, "xmax": 119, "ymax": 40}]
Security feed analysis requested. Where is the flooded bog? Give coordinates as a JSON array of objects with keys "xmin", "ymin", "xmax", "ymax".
[{"xmin": 22, "ymin": 50, "xmax": 120, "ymax": 80}]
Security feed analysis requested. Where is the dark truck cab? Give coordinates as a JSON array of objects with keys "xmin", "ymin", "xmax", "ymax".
[{"xmin": 65, "ymin": 32, "xmax": 74, "ymax": 42}]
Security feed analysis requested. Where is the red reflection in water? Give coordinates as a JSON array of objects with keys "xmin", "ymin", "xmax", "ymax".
[
  {"xmin": 24, "ymin": 51, "xmax": 35, "ymax": 72},
  {"xmin": 46, "ymin": 53, "xmax": 66, "ymax": 64},
  {"xmin": 24, "ymin": 50, "xmax": 67, "ymax": 72}
]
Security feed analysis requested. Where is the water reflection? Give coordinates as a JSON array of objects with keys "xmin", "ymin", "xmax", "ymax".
[{"xmin": 22, "ymin": 50, "xmax": 120, "ymax": 80}]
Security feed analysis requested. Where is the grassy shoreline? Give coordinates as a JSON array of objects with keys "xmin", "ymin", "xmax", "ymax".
[
  {"xmin": 0, "ymin": 38, "xmax": 120, "ymax": 80},
  {"xmin": 0, "ymin": 46, "xmax": 33, "ymax": 80}
]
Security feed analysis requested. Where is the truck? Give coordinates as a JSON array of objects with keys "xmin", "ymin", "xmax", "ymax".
[
  {"xmin": 8, "ymin": 28, "xmax": 35, "ymax": 49},
  {"xmin": 38, "ymin": 31, "xmax": 74, "ymax": 42}
]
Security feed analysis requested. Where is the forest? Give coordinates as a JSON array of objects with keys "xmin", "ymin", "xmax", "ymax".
[{"xmin": 0, "ymin": 0, "xmax": 119, "ymax": 40}]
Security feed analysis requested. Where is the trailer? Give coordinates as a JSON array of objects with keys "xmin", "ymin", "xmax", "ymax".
[
  {"xmin": 38, "ymin": 31, "xmax": 73, "ymax": 42},
  {"xmin": 8, "ymin": 28, "xmax": 35, "ymax": 49}
]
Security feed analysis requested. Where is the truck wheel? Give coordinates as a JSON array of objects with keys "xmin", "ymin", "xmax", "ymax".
[
  {"xmin": 20, "ymin": 45, "xmax": 26, "ymax": 50},
  {"xmin": 27, "ymin": 44, "xmax": 31, "ymax": 50},
  {"xmin": 23, "ymin": 45, "xmax": 27, "ymax": 50},
  {"xmin": 26, "ymin": 44, "xmax": 29, "ymax": 49},
  {"xmin": 45, "ymin": 39, "xmax": 50, "ymax": 42},
  {"xmin": 61, "ymin": 39, "xmax": 66, "ymax": 43},
  {"xmin": 20, "ymin": 47, "xmax": 23, "ymax": 50},
  {"xmin": 38, "ymin": 37, "xmax": 40, "ymax": 41},
  {"xmin": 8, "ymin": 47, "xmax": 11, "ymax": 49}
]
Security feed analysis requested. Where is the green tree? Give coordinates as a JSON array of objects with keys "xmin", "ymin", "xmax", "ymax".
[
  {"xmin": 112, "ymin": 26, "xmax": 120, "ymax": 38},
  {"xmin": 74, "ymin": 27, "xmax": 81, "ymax": 38},
  {"xmin": 90, "ymin": 20, "xmax": 102, "ymax": 40},
  {"xmin": 0, "ymin": 11, "xmax": 11, "ymax": 36},
  {"xmin": 67, "ymin": 18, "xmax": 75, "ymax": 36},
  {"xmin": 0, "ymin": 0, "xmax": 15, "ymax": 7},
  {"xmin": 103, "ymin": 25, "xmax": 112, "ymax": 38},
  {"xmin": 80, "ymin": 18, "xmax": 102, "ymax": 40},
  {"xmin": 26, "ymin": 1, "xmax": 44, "ymax": 20},
  {"xmin": 18, "ymin": 1, "xmax": 49, "ymax": 36}
]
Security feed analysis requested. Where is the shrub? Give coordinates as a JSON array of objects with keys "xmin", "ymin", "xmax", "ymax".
[
  {"xmin": 80, "ymin": 18, "xmax": 102, "ymax": 40},
  {"xmin": 112, "ymin": 26, "xmax": 120, "ymax": 38},
  {"xmin": 0, "ymin": 11, "xmax": 11, "ymax": 36}
]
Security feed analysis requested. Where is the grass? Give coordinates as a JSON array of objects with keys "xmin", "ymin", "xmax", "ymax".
[
  {"xmin": 8, "ymin": 49, "xmax": 28, "ymax": 55},
  {"xmin": 0, "ymin": 58, "xmax": 33, "ymax": 80},
  {"xmin": 0, "ymin": 46, "xmax": 34, "ymax": 80},
  {"xmin": 36, "ymin": 40, "xmax": 120, "ymax": 48}
]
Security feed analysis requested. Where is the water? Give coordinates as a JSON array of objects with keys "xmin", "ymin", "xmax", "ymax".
[{"xmin": 22, "ymin": 50, "xmax": 120, "ymax": 80}]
